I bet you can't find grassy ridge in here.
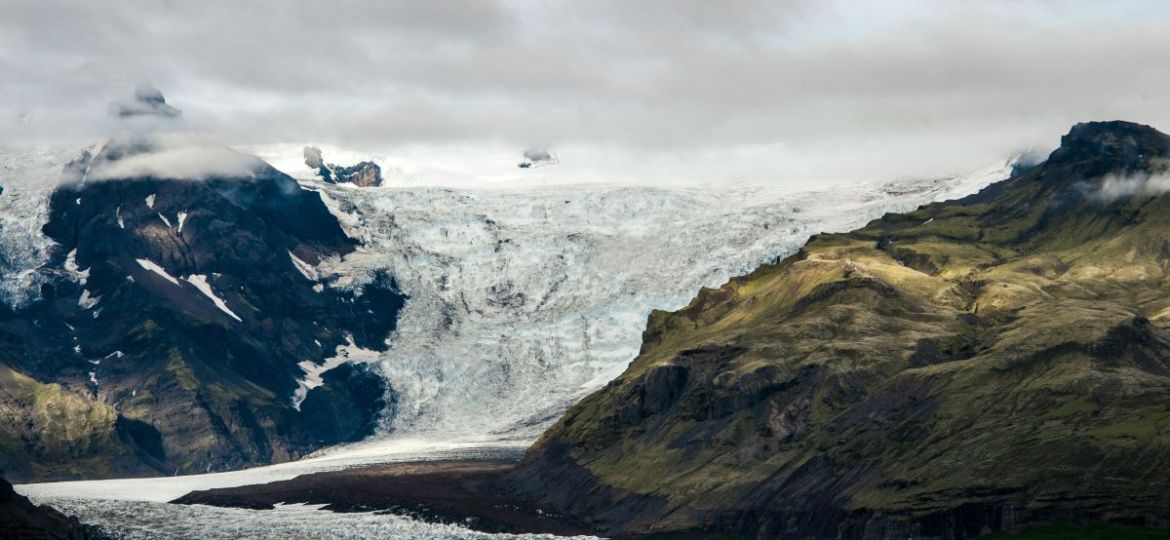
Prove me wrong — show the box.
[515,122,1170,538]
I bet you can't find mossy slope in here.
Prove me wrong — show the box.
[512,122,1170,539]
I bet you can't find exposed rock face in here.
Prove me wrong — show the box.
[298,363,394,446]
[511,122,1170,538]
[0,138,404,482]
[330,161,382,187]
[0,476,94,539]
[303,146,383,187]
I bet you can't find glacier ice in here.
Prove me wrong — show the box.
[0,146,68,307]
[306,159,1013,442]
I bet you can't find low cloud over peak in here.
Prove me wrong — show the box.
[111,84,182,119]
[67,131,265,183]
[3,1,1170,186]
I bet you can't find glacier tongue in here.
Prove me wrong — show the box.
[0,146,71,307]
[309,160,1013,442]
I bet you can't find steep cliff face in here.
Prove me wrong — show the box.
[0,138,404,482]
[512,122,1170,538]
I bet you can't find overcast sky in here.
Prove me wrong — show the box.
[3,0,1170,186]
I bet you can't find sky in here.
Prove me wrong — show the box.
[2,0,1170,187]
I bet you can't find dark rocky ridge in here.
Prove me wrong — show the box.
[0,476,98,539]
[303,145,383,187]
[0,137,405,482]
[508,122,1170,539]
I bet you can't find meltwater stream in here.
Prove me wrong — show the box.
[16,159,1012,539]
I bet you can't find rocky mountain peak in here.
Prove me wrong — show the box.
[0,118,405,481]
[1048,120,1170,170]
[302,146,383,187]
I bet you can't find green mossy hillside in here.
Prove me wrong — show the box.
[514,121,1170,539]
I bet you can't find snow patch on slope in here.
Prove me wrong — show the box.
[288,251,319,281]
[291,335,381,410]
[78,289,100,309]
[185,274,241,322]
[135,258,181,286]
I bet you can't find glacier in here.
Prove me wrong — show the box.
[0,145,69,307]
[304,160,1014,442]
[6,142,1014,539]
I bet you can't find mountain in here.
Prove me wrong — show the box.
[0,136,405,482]
[510,121,1170,538]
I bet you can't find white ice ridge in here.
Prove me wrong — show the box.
[306,157,1015,441]
[287,250,319,281]
[291,335,381,410]
[135,258,180,286]
[185,274,241,322]
[177,211,189,233]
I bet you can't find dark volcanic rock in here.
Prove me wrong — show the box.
[172,460,592,537]
[329,161,382,187]
[0,138,405,481]
[303,146,383,187]
[0,476,94,539]
[299,363,394,446]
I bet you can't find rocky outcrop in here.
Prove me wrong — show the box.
[303,146,383,187]
[330,161,382,187]
[298,363,393,446]
[0,137,405,482]
[0,476,96,539]
[511,122,1170,538]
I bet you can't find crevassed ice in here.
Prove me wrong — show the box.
[0,146,65,307]
[310,159,1013,442]
[31,499,601,540]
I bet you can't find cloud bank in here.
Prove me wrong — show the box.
[1083,171,1170,202]
[3,0,1170,186]
[75,130,267,182]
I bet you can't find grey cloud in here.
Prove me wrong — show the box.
[303,146,324,169]
[3,0,1170,186]
[82,133,267,182]
[1083,172,1170,203]
[522,149,553,163]
[111,84,182,119]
